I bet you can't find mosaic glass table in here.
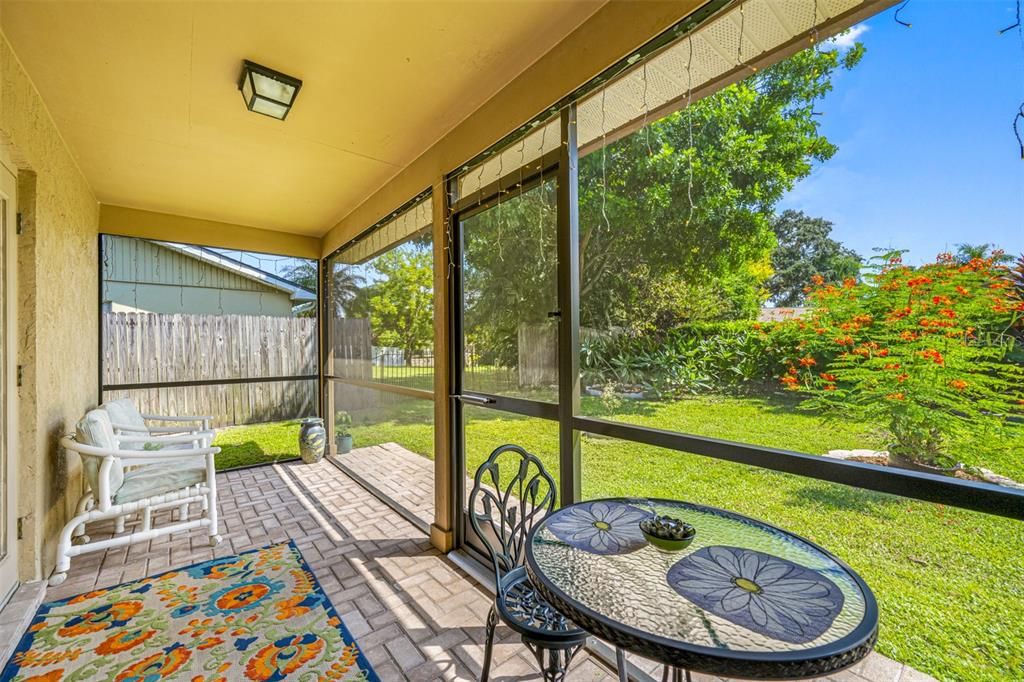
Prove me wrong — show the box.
[525,499,878,680]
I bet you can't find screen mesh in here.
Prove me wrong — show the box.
[577,0,869,149]
[334,195,432,265]
[454,117,560,201]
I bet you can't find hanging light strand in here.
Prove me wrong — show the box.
[1001,1,1024,159]
[445,183,457,281]
[101,236,111,304]
[685,34,695,227]
[1014,103,1024,160]
[496,145,505,262]
[538,121,548,267]
[999,0,1021,35]
[641,62,653,156]
[810,0,821,49]
[178,245,185,309]
[133,236,140,312]
[736,2,756,74]
[599,87,611,237]
[893,0,912,29]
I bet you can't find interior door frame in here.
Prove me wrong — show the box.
[0,159,18,605]
[449,105,580,555]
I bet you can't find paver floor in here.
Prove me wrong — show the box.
[330,442,435,527]
[41,459,933,681]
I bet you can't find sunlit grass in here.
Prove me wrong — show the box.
[212,420,303,470]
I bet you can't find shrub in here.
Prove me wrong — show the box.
[580,320,804,397]
[782,251,1024,467]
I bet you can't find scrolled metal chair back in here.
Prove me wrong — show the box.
[468,444,557,587]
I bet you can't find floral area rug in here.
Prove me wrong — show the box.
[2,541,378,682]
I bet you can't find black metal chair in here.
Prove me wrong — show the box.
[469,444,590,681]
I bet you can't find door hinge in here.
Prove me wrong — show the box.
[16,517,24,540]
[16,365,23,387]
[15,212,22,235]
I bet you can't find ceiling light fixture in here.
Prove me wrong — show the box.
[238,60,302,121]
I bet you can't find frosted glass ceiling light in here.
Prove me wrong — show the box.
[238,60,302,121]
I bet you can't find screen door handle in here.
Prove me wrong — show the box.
[458,394,497,406]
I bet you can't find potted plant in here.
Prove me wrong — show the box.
[335,411,353,454]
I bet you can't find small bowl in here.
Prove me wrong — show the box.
[639,515,696,553]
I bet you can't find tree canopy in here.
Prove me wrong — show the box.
[576,43,864,331]
[284,260,364,318]
[767,210,862,307]
[953,243,1013,265]
[368,247,434,364]
[461,40,865,350]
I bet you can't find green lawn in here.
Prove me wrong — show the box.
[212,420,304,470]
[215,392,1024,681]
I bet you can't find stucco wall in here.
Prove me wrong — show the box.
[0,30,99,580]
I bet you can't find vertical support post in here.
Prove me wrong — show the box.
[97,233,105,404]
[557,104,581,506]
[320,256,336,456]
[431,179,455,552]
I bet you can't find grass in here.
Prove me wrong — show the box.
[214,388,1024,681]
[212,420,304,470]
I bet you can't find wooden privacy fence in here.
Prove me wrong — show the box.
[517,323,604,387]
[330,317,373,380]
[518,322,559,387]
[102,312,317,428]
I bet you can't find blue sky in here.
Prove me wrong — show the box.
[779,0,1024,265]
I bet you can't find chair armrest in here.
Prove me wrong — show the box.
[116,446,220,463]
[142,414,213,423]
[63,435,217,457]
[112,423,205,435]
[109,422,150,433]
[143,425,205,434]
[116,431,216,446]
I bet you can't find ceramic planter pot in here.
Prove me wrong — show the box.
[299,418,327,464]
[336,434,353,454]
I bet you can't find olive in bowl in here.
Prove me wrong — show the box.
[639,515,696,552]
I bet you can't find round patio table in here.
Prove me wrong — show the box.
[525,498,878,680]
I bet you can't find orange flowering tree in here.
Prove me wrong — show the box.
[781,250,1024,467]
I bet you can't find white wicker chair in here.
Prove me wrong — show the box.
[51,408,222,586]
[100,398,216,531]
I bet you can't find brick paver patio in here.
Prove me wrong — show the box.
[41,459,934,681]
[330,442,435,527]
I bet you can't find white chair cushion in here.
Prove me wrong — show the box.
[102,398,148,433]
[75,409,125,495]
[113,462,206,504]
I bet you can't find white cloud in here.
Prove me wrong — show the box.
[825,24,868,50]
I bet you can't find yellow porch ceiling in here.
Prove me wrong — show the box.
[1,0,607,236]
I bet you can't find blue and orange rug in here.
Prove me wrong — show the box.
[2,541,378,682]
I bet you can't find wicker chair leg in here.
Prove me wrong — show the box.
[481,605,498,682]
